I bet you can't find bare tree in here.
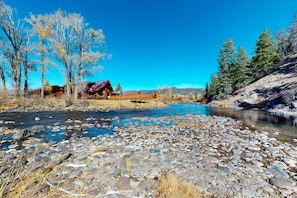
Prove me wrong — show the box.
[27,13,53,98]
[0,2,25,97]
[288,11,297,53]
[71,14,106,100]
[48,9,77,98]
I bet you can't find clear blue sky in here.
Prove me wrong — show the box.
[4,0,297,90]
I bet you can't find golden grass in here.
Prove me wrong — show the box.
[0,96,166,112]
[157,173,202,198]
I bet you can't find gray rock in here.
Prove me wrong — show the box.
[138,179,159,192]
[269,177,296,189]
[267,164,289,178]
[287,150,297,158]
[115,177,132,191]
[8,143,19,150]
[204,156,219,164]
[217,165,232,174]
[12,129,31,140]
[31,125,46,134]
[242,187,261,197]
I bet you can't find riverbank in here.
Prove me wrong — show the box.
[0,97,167,113]
[209,99,297,118]
[1,114,297,197]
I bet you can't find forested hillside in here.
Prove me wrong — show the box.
[209,52,297,117]
[205,13,297,104]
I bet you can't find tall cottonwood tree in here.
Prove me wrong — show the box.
[27,13,53,98]
[71,13,106,100]
[0,2,25,97]
[22,31,36,97]
[48,9,77,98]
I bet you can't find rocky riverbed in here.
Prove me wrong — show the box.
[1,114,297,197]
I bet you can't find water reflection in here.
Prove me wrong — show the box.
[210,107,297,142]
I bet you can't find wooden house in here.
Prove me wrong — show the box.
[84,80,114,99]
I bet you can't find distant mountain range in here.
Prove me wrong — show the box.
[126,87,204,96]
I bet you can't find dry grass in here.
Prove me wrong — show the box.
[0,96,166,112]
[83,99,166,110]
[0,151,72,198]
[157,173,202,198]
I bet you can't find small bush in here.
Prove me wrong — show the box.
[157,173,202,198]
[64,98,73,107]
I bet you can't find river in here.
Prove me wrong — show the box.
[0,103,296,149]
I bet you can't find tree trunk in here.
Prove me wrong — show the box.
[17,62,22,96]
[74,65,82,100]
[13,73,20,98]
[24,62,28,97]
[0,68,6,91]
[66,75,71,98]
[41,69,45,99]
[41,45,45,99]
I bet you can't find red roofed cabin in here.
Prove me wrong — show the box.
[84,80,115,99]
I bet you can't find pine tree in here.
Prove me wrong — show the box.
[217,39,236,98]
[231,46,251,92]
[204,82,209,99]
[115,82,123,94]
[251,29,280,78]
[207,74,218,101]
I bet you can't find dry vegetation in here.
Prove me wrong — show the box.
[157,173,202,198]
[0,96,166,112]
[0,149,72,198]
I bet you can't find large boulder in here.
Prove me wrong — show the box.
[12,129,31,141]
[12,125,46,141]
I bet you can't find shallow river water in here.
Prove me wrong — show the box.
[0,103,296,148]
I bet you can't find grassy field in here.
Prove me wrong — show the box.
[0,96,167,112]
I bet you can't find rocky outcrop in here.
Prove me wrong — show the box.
[211,53,297,117]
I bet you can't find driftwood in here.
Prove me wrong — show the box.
[42,152,72,174]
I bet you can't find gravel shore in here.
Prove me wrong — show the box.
[1,114,297,197]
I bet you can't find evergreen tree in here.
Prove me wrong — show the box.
[217,39,236,98]
[115,82,123,94]
[231,46,251,92]
[204,82,209,99]
[207,74,218,101]
[251,29,280,78]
